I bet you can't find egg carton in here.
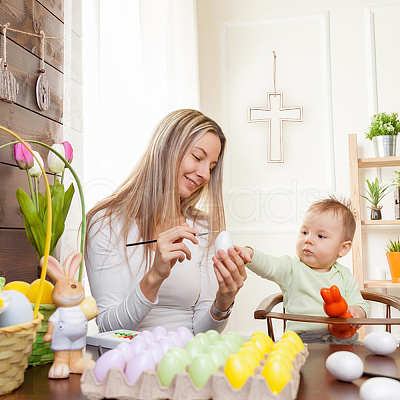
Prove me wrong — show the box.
[81,345,308,400]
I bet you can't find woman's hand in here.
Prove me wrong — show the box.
[140,223,199,302]
[212,245,247,318]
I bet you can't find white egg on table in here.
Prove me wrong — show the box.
[360,377,400,400]
[214,231,234,254]
[0,290,34,328]
[363,331,398,356]
[325,351,364,382]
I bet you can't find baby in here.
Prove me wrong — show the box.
[239,196,369,344]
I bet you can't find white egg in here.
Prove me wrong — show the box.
[363,331,398,356]
[360,377,400,400]
[0,290,34,328]
[214,231,234,254]
[325,351,364,382]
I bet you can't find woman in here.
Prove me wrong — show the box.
[85,109,246,333]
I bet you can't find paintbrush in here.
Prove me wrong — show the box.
[126,231,217,247]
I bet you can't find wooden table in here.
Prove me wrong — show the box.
[3,344,400,399]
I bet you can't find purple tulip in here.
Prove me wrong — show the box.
[62,141,73,163]
[14,142,34,170]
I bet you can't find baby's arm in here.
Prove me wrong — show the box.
[235,245,254,263]
[348,305,366,331]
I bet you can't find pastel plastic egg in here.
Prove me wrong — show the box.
[325,351,364,382]
[157,353,186,386]
[185,338,206,359]
[176,326,194,344]
[140,330,156,344]
[147,342,164,363]
[195,332,211,349]
[0,290,34,328]
[115,342,136,363]
[129,335,148,354]
[79,296,98,320]
[262,357,292,394]
[214,231,234,254]
[363,331,397,356]
[206,345,228,367]
[125,350,156,384]
[224,331,245,347]
[158,335,175,354]
[167,331,185,348]
[189,354,218,387]
[360,377,400,400]
[281,331,304,352]
[93,349,126,382]
[238,347,260,370]
[167,346,192,366]
[205,329,220,344]
[152,326,167,341]
[224,353,253,389]
[213,340,233,358]
[221,334,241,353]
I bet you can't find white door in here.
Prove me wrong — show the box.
[196,0,400,337]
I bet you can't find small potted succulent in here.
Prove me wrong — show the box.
[386,238,400,283]
[394,171,400,220]
[361,177,392,220]
[365,112,400,157]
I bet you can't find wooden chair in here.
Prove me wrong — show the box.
[254,290,400,341]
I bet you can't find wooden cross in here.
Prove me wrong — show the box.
[248,92,303,163]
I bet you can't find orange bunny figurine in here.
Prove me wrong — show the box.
[320,285,356,339]
[42,252,98,379]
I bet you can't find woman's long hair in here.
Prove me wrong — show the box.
[86,109,226,268]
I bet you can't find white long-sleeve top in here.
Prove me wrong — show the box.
[85,214,228,334]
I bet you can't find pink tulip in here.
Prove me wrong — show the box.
[62,141,73,163]
[14,142,34,170]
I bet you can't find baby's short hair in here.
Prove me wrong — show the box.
[307,196,356,241]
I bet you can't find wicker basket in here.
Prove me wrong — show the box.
[28,304,56,366]
[0,312,43,395]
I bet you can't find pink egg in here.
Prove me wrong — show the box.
[93,349,126,382]
[177,326,194,344]
[129,335,148,354]
[140,330,156,344]
[147,342,164,363]
[152,326,167,341]
[158,336,175,354]
[115,342,136,363]
[167,331,185,348]
[125,350,156,384]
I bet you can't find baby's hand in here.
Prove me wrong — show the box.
[235,246,253,264]
[348,305,366,330]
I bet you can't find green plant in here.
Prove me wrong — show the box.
[393,171,400,188]
[386,238,400,252]
[365,112,400,140]
[361,177,392,208]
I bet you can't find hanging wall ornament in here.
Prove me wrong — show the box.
[0,23,19,103]
[248,51,303,163]
[36,30,50,111]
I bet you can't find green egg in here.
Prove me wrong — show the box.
[206,344,228,367]
[185,338,206,359]
[220,334,241,353]
[224,331,245,347]
[205,329,220,344]
[213,340,233,358]
[167,346,192,366]
[189,354,218,387]
[195,332,211,349]
[157,353,186,386]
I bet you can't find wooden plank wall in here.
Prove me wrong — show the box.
[0,0,64,284]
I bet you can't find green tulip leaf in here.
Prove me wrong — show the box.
[63,183,75,219]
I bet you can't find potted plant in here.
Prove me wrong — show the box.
[360,177,392,220]
[386,238,400,283]
[393,171,400,220]
[365,112,400,157]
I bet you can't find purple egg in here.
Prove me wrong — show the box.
[140,330,156,344]
[115,342,136,363]
[147,342,164,363]
[152,326,167,341]
[129,335,148,354]
[125,350,156,384]
[176,326,194,344]
[167,331,185,348]
[158,335,175,354]
[93,349,126,382]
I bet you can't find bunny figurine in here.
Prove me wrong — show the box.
[41,252,98,379]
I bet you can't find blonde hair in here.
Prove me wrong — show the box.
[307,196,356,241]
[86,109,226,267]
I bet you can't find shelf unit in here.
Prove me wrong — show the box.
[348,134,400,290]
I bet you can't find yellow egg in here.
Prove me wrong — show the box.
[237,348,260,370]
[4,281,30,296]
[279,338,299,355]
[224,353,254,389]
[266,352,293,371]
[80,296,98,320]
[282,331,304,352]
[250,334,273,354]
[27,279,54,304]
[262,357,292,394]
[251,331,274,347]
[241,341,264,360]
[270,341,296,362]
